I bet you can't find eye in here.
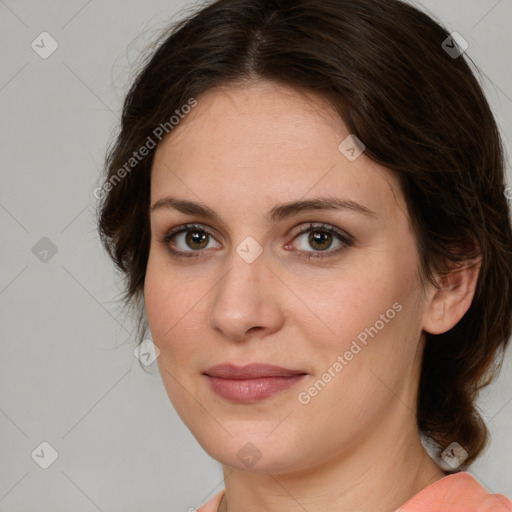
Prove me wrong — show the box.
[286,223,354,260]
[162,223,220,258]
[160,222,353,260]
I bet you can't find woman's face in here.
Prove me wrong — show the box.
[145,80,431,474]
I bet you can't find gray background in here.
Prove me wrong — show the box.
[0,0,511,510]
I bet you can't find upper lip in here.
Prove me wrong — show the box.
[204,363,308,379]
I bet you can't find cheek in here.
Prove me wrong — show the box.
[144,257,169,339]
[144,252,184,353]
[294,269,399,355]
[144,259,198,410]
[294,256,422,396]
[144,252,206,365]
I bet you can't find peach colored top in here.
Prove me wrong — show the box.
[197,472,512,512]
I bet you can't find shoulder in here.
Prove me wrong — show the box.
[197,490,225,512]
[397,472,512,512]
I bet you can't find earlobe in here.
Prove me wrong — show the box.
[422,257,481,335]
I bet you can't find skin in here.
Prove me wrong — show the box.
[144,79,481,512]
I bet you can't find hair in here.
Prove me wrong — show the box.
[97,0,512,470]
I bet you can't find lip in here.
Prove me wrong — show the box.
[204,363,308,403]
[205,363,307,379]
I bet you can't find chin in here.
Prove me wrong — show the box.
[191,427,310,474]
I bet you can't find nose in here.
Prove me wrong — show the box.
[208,246,284,342]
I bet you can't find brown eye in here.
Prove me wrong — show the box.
[163,223,221,258]
[290,223,354,261]
[307,230,334,251]
[184,230,210,250]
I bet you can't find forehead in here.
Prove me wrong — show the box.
[150,81,406,221]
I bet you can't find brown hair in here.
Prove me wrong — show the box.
[97,0,512,469]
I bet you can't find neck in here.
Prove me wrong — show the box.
[218,414,446,512]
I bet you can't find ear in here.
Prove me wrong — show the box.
[422,256,482,335]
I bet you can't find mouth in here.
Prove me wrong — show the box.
[203,363,308,403]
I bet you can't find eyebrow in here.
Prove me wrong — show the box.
[150,196,378,225]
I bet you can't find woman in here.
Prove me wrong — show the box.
[96,0,512,510]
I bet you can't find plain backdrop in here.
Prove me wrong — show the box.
[1,0,511,510]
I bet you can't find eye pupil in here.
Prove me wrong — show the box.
[186,230,208,249]
[309,230,332,250]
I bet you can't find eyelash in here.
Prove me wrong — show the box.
[160,222,354,261]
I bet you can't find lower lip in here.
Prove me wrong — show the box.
[206,375,307,403]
